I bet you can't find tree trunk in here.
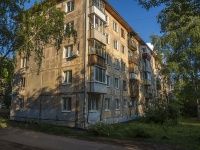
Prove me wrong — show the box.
[197,99,200,121]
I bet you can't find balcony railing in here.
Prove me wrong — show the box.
[90,6,106,21]
[90,29,106,45]
[88,55,106,68]
[87,82,107,94]
[129,73,138,80]
[143,66,151,72]
[128,38,137,51]
[130,90,139,98]
[129,64,139,74]
[128,56,138,65]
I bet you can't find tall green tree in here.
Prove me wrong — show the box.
[138,0,200,118]
[0,0,76,108]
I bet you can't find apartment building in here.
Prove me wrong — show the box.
[10,0,171,128]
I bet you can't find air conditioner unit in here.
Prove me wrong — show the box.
[72,50,79,57]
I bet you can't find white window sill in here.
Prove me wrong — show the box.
[61,110,71,113]
[106,86,110,88]
[115,109,120,111]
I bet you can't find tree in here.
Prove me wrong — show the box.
[138,0,200,118]
[0,0,76,108]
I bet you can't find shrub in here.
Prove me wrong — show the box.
[126,123,152,139]
[88,122,114,137]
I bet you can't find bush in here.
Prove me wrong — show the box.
[135,102,181,125]
[126,123,152,139]
[88,122,114,137]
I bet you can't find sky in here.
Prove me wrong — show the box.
[25,0,163,43]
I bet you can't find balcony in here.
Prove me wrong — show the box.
[90,6,106,22]
[128,38,137,51]
[142,53,151,61]
[129,64,139,74]
[128,56,138,65]
[143,66,151,72]
[144,93,153,99]
[129,73,138,80]
[156,78,161,90]
[130,90,139,98]
[87,82,107,94]
[143,79,151,86]
[90,29,106,45]
[88,55,106,68]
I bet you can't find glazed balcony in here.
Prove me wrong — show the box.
[142,53,151,61]
[87,82,107,94]
[129,73,138,80]
[88,55,106,68]
[128,56,138,65]
[90,5,106,21]
[90,29,106,45]
[129,64,139,74]
[143,66,151,72]
[130,90,139,98]
[128,38,137,51]
[143,79,151,86]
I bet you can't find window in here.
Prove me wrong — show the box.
[62,97,72,111]
[123,80,127,91]
[122,45,125,54]
[113,21,118,32]
[105,33,110,44]
[144,72,151,81]
[121,28,125,38]
[89,39,106,58]
[105,53,109,65]
[114,39,118,50]
[115,99,120,110]
[106,75,110,87]
[94,66,106,83]
[105,98,110,110]
[122,61,126,72]
[105,14,109,25]
[66,1,74,13]
[20,77,25,89]
[64,45,73,58]
[19,98,24,109]
[89,98,98,111]
[91,0,105,12]
[21,58,27,68]
[94,15,104,34]
[123,99,127,107]
[65,21,74,32]
[114,58,119,69]
[130,99,135,109]
[63,70,72,84]
[114,78,119,89]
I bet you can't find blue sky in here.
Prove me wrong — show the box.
[25,0,163,43]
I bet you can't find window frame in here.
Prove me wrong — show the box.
[115,99,120,110]
[66,1,74,13]
[105,98,110,110]
[106,75,110,87]
[121,28,125,38]
[20,77,25,90]
[64,45,73,58]
[114,39,118,50]
[62,97,72,112]
[89,98,99,111]
[122,45,125,54]
[114,58,119,69]
[113,21,118,32]
[114,77,119,89]
[21,57,27,68]
[63,70,72,84]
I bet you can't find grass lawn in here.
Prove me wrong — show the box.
[0,117,200,150]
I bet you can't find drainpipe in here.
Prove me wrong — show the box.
[83,0,88,129]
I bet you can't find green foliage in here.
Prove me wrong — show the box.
[88,123,114,137]
[135,102,181,125]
